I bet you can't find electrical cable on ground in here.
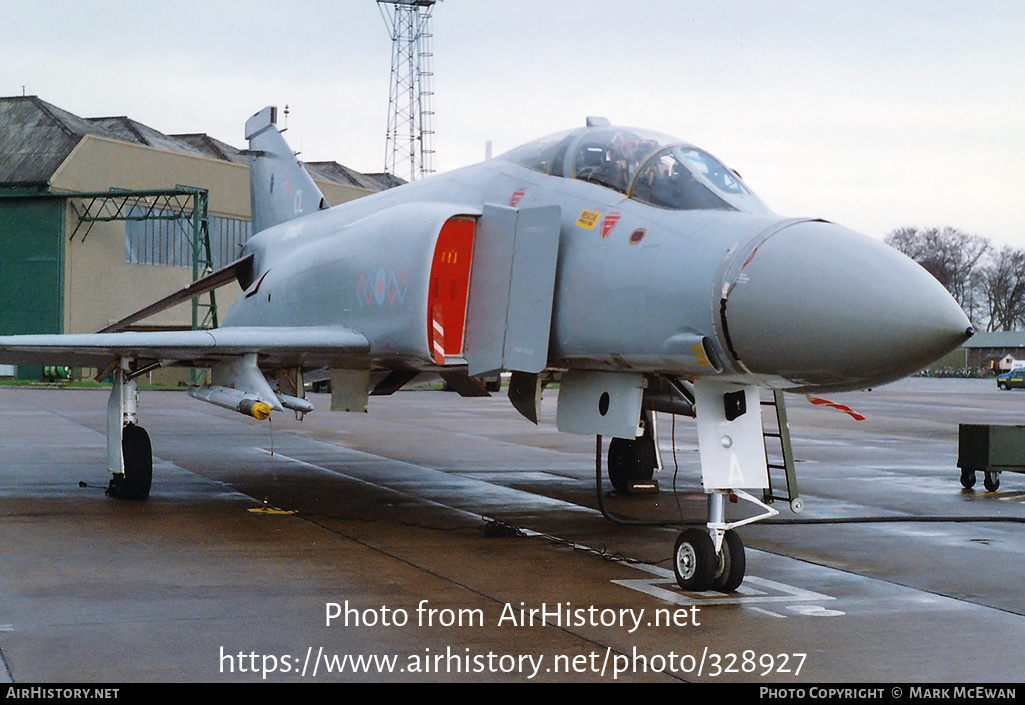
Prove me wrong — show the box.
[593,420,1025,530]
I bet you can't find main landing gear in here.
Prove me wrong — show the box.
[107,423,152,500]
[607,437,656,491]
[105,359,154,500]
[606,411,660,492]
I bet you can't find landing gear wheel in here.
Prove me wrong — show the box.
[712,530,746,592]
[960,469,977,489]
[673,528,717,592]
[607,438,655,492]
[984,472,1000,492]
[107,424,152,500]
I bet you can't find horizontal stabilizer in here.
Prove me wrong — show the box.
[98,255,254,334]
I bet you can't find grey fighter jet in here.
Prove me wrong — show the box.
[0,108,973,592]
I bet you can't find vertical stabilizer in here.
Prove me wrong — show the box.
[245,106,329,234]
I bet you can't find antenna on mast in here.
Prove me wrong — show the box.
[378,0,440,182]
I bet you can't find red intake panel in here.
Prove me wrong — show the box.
[428,218,476,360]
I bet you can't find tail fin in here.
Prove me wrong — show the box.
[244,106,329,234]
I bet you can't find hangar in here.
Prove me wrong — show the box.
[0,96,391,380]
[960,331,1025,372]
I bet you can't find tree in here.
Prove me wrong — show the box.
[886,226,1025,332]
[981,246,1025,331]
[885,226,989,324]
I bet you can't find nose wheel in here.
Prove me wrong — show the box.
[673,489,775,592]
[712,529,746,592]
[673,527,746,593]
[673,528,717,591]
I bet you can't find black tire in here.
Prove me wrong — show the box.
[960,469,977,489]
[673,528,717,592]
[108,424,152,500]
[607,438,656,492]
[607,438,633,491]
[984,472,1000,492]
[712,530,746,592]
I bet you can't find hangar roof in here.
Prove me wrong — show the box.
[962,331,1025,349]
[0,96,109,185]
[306,161,392,191]
[172,133,250,165]
[0,95,384,190]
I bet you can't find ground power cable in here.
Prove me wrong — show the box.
[593,433,1025,529]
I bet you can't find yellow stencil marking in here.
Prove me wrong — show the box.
[576,209,601,229]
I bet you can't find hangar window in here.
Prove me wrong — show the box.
[208,216,252,267]
[125,208,251,268]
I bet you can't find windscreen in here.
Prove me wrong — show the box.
[500,125,767,213]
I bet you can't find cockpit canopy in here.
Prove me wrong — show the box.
[499,123,768,214]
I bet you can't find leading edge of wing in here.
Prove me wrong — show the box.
[0,326,371,369]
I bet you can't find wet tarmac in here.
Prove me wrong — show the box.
[1,377,1024,682]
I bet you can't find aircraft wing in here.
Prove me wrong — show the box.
[0,326,371,370]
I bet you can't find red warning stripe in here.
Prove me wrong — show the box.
[431,304,445,365]
[807,396,866,421]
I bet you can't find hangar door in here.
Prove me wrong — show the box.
[0,198,64,378]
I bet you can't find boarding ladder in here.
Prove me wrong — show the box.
[761,391,802,512]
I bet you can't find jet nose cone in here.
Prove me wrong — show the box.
[722,220,974,391]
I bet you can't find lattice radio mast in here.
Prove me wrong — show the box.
[378,0,440,182]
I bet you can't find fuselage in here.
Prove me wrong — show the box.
[225,123,973,394]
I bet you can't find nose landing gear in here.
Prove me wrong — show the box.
[671,490,772,593]
[672,527,746,593]
[673,528,717,591]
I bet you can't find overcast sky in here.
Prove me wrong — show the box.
[3,1,1024,247]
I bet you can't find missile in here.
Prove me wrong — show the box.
[188,385,273,420]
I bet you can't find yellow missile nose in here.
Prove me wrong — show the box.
[237,398,272,420]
